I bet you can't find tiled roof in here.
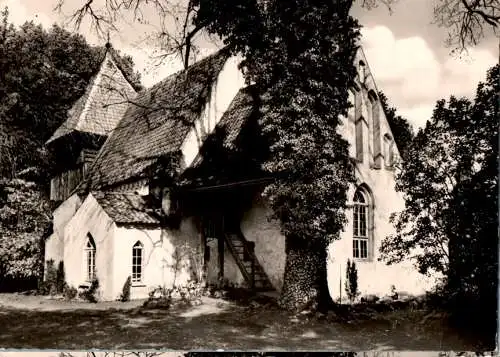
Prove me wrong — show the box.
[46,50,138,145]
[92,191,160,225]
[217,86,256,149]
[46,77,96,144]
[84,48,230,190]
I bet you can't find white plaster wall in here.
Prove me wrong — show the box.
[326,48,436,300]
[205,239,245,286]
[325,168,438,300]
[181,54,246,168]
[112,217,203,300]
[45,194,83,269]
[62,193,116,300]
[240,195,286,292]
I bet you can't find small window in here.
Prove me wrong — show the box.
[353,188,371,260]
[85,234,96,282]
[358,60,366,83]
[369,91,381,167]
[132,241,144,283]
[348,89,356,120]
[384,134,394,167]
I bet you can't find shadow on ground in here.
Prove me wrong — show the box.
[0,296,492,350]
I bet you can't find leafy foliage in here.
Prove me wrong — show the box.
[378,91,414,160]
[79,277,100,303]
[345,259,359,302]
[195,0,360,310]
[0,179,51,282]
[63,285,78,300]
[380,64,498,338]
[119,276,132,302]
[0,8,141,181]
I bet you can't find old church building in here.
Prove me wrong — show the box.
[44,45,436,301]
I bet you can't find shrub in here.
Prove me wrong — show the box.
[63,285,77,300]
[39,260,57,295]
[55,261,66,294]
[119,276,132,302]
[79,278,99,303]
[345,259,360,303]
[143,286,172,309]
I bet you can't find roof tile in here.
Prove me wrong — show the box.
[85,48,230,190]
[92,191,160,225]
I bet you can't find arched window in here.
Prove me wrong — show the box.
[353,187,371,259]
[384,134,395,167]
[368,91,381,168]
[348,89,356,120]
[358,60,366,83]
[85,234,96,282]
[132,241,144,283]
[352,87,363,162]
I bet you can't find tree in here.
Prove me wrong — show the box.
[49,0,497,312]
[0,10,142,290]
[345,259,360,302]
[0,178,51,288]
[56,0,498,66]
[0,8,141,181]
[56,0,360,311]
[432,0,499,52]
[200,0,360,311]
[380,64,498,341]
[378,91,414,161]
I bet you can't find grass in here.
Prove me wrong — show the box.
[0,292,493,350]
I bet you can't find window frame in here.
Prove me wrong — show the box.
[368,91,382,168]
[85,233,96,282]
[132,241,144,284]
[352,187,373,261]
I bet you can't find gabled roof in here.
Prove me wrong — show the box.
[46,47,138,145]
[216,86,256,150]
[83,48,231,191]
[92,191,160,225]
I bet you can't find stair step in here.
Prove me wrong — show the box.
[225,232,275,291]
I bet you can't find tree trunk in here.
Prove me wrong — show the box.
[278,237,332,311]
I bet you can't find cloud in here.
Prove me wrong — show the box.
[442,48,497,98]
[360,25,497,129]
[0,0,52,28]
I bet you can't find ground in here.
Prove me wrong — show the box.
[0,293,491,350]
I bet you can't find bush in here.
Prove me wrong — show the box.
[119,276,132,302]
[79,278,99,303]
[143,286,172,309]
[345,259,360,303]
[55,261,66,294]
[39,260,58,295]
[63,285,77,300]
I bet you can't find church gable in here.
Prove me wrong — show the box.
[341,48,401,170]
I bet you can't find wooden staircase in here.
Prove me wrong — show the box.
[224,231,275,292]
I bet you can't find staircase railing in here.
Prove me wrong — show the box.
[224,231,255,289]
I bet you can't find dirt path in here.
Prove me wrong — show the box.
[0,293,491,350]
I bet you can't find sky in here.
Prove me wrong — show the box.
[0,0,498,129]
